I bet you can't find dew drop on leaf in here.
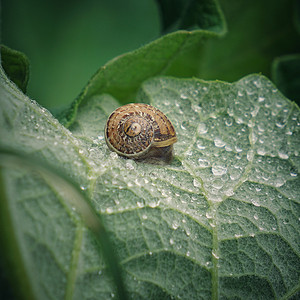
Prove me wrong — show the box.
[193,178,201,188]
[212,250,219,259]
[197,123,208,134]
[214,137,226,148]
[126,161,135,170]
[212,164,227,176]
[172,221,179,230]
[198,158,210,167]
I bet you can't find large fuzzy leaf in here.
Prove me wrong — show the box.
[1,64,299,299]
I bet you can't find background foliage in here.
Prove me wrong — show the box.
[2,0,300,109]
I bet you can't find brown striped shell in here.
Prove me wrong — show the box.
[105,103,177,162]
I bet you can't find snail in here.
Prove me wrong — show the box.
[104,103,177,163]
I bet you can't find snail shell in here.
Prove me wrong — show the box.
[105,103,177,162]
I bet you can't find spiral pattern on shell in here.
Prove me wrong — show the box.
[105,103,177,159]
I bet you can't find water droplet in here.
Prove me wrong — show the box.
[196,141,206,150]
[181,121,188,130]
[226,119,233,128]
[278,151,289,159]
[205,261,212,267]
[198,123,208,134]
[247,150,254,161]
[198,158,210,167]
[193,178,201,188]
[235,145,243,153]
[251,105,260,117]
[172,221,179,230]
[206,211,213,219]
[212,250,219,260]
[106,207,113,213]
[212,178,223,189]
[110,152,118,159]
[274,177,285,187]
[252,200,260,207]
[134,178,143,186]
[214,137,226,148]
[126,161,135,170]
[149,201,159,208]
[276,121,286,128]
[212,164,227,176]
[257,148,266,156]
[224,188,234,197]
[137,201,144,208]
[127,182,133,188]
[192,103,202,112]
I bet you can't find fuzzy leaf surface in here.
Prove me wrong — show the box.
[0,69,300,299]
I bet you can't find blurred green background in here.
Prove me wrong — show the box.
[2,0,160,109]
[2,0,300,109]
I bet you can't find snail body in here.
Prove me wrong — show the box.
[105,103,177,162]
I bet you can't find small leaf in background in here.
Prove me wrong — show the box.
[1,62,299,299]
[272,54,300,105]
[1,44,29,93]
[156,0,226,33]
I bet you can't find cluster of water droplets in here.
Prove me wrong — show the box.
[74,76,299,255]
[73,76,299,276]
[2,98,95,191]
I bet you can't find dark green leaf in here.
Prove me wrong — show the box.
[294,0,300,34]
[156,0,226,33]
[272,54,300,105]
[1,45,29,93]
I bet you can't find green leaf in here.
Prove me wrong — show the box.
[1,65,300,299]
[0,150,128,300]
[272,54,300,106]
[294,0,300,34]
[155,0,226,33]
[1,45,29,93]
[59,27,226,128]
